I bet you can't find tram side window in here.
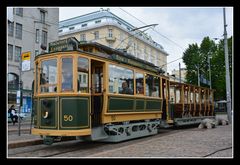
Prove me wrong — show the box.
[209,91,213,104]
[40,59,57,93]
[184,90,188,104]
[196,92,199,104]
[170,87,175,103]
[135,72,144,95]
[176,89,181,103]
[78,57,89,93]
[190,92,194,104]
[108,64,134,95]
[201,91,205,103]
[205,90,209,103]
[145,74,160,97]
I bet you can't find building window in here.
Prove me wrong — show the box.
[36,29,40,43]
[80,34,86,41]
[81,23,87,27]
[8,44,13,60]
[40,10,45,23]
[42,30,47,46]
[109,42,113,48]
[58,29,63,33]
[150,55,155,64]
[108,29,113,38]
[69,27,75,30]
[94,31,99,40]
[133,43,136,56]
[15,8,23,17]
[8,73,19,90]
[95,20,101,24]
[15,46,21,62]
[119,31,124,41]
[15,23,22,39]
[8,21,14,36]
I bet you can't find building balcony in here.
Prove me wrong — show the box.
[105,36,116,42]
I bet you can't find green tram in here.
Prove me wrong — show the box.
[31,37,214,144]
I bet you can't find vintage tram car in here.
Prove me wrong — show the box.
[31,37,214,144]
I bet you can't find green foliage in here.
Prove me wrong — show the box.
[182,36,232,100]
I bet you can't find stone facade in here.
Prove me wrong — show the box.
[7,7,59,109]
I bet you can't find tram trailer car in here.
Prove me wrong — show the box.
[31,37,215,144]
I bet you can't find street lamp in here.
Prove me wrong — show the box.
[223,8,232,123]
[195,63,200,86]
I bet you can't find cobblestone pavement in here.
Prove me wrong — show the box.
[8,124,233,158]
[87,124,233,158]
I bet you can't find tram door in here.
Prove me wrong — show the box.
[91,60,104,127]
[162,78,170,121]
[162,78,167,120]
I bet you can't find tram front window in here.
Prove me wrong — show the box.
[78,57,89,93]
[40,59,57,93]
[61,58,73,92]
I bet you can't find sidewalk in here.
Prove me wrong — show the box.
[7,121,43,149]
[7,120,76,149]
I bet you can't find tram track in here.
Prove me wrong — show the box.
[9,127,183,157]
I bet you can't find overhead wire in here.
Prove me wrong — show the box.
[118,8,185,68]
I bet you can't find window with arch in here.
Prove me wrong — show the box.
[8,73,19,89]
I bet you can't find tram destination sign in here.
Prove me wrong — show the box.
[111,54,157,73]
[49,37,79,53]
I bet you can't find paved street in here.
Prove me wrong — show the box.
[8,124,233,158]
[86,124,233,158]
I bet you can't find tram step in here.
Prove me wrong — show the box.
[159,120,171,128]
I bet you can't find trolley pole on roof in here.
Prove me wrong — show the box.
[223,8,232,123]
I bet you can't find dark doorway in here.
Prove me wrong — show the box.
[91,60,104,127]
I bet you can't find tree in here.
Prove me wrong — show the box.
[182,43,200,85]
[182,36,232,100]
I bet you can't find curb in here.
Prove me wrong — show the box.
[8,139,43,149]
[8,137,76,149]
[8,129,32,135]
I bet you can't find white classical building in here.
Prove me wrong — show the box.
[59,9,168,71]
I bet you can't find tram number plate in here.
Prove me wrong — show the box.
[64,115,73,121]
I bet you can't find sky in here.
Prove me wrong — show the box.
[59,7,233,74]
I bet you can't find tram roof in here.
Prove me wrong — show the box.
[36,38,165,74]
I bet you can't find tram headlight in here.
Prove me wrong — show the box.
[43,111,49,119]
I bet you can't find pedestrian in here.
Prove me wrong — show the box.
[120,81,133,94]
[8,105,18,125]
[151,87,158,97]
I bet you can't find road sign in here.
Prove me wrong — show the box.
[21,52,31,71]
